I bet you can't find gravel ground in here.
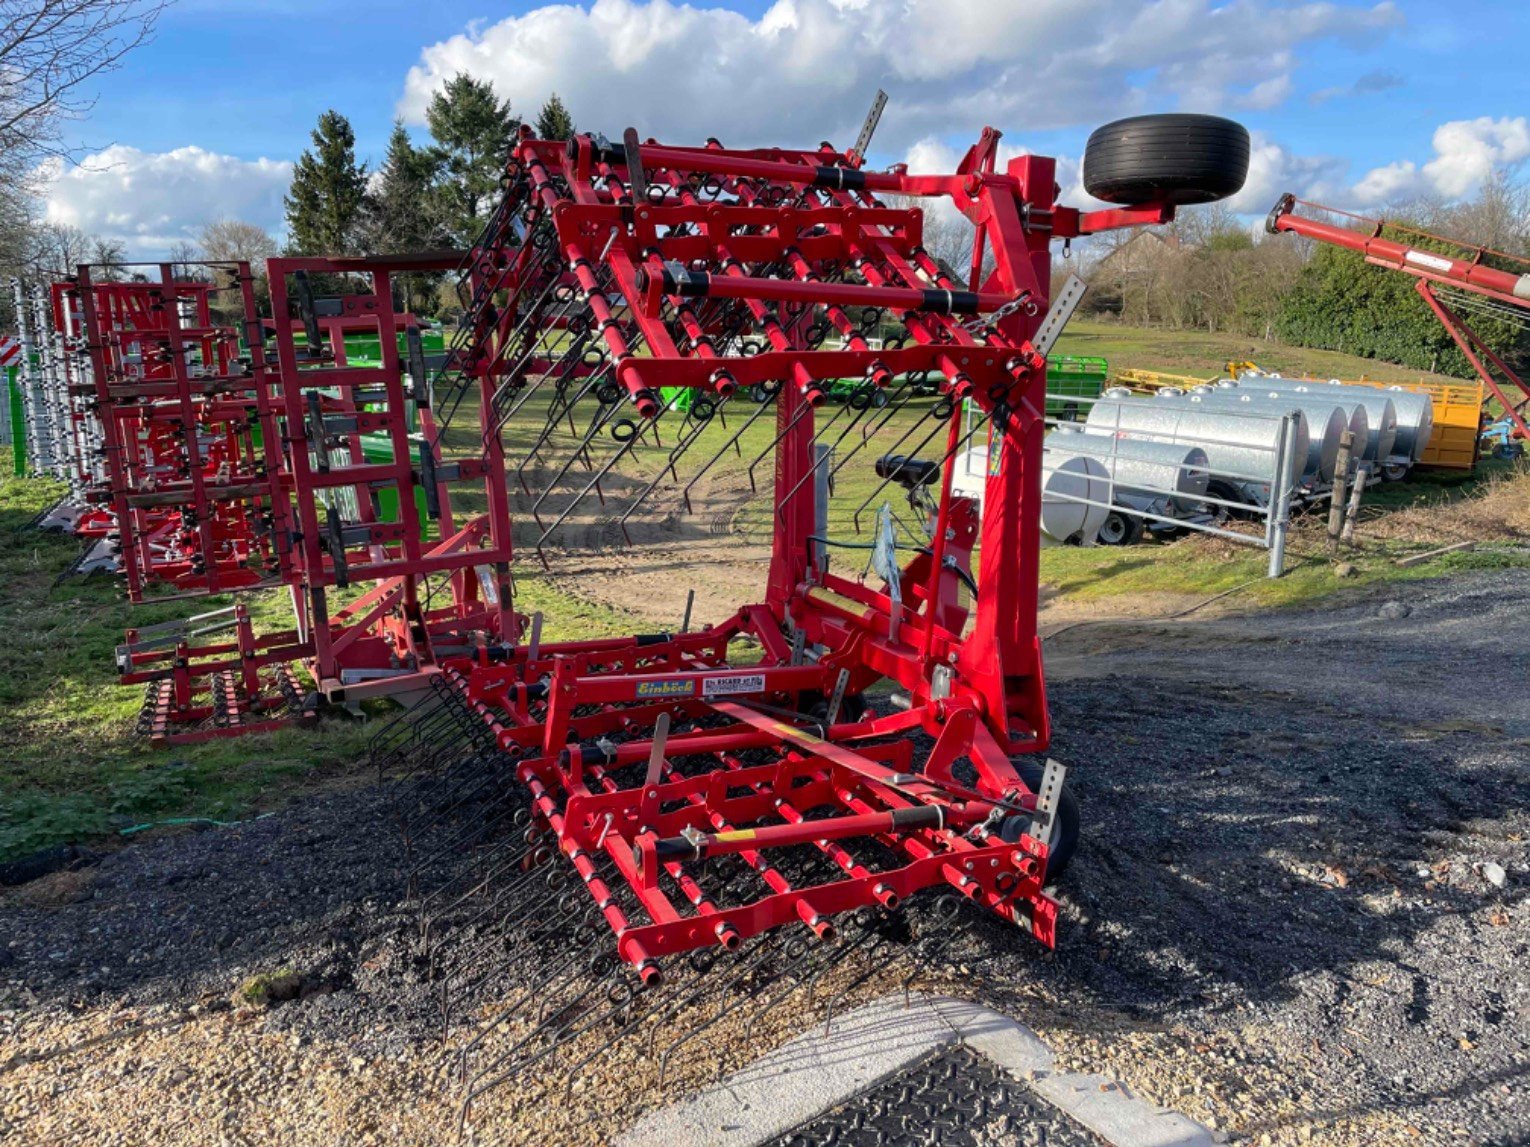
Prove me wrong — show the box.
[2,568,1526,1145]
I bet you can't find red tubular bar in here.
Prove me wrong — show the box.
[1271,203,1530,305]
[1269,194,1530,438]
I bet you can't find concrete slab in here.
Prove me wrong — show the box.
[619,992,1219,1147]
[617,992,958,1147]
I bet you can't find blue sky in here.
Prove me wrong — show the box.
[41,0,1530,256]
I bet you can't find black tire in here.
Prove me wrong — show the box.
[871,388,890,409]
[1083,114,1250,207]
[1097,510,1143,546]
[1205,478,1254,523]
[1003,761,1081,882]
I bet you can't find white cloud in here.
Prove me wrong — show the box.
[1226,133,1348,213]
[398,0,1402,152]
[1350,116,1530,205]
[37,146,292,255]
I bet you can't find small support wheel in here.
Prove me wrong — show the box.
[1380,462,1410,483]
[1205,478,1254,523]
[1002,761,1081,881]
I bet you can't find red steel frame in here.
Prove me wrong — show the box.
[1269,194,1530,439]
[64,262,304,742]
[262,253,520,697]
[89,254,518,742]
[387,125,1178,979]
[71,266,287,601]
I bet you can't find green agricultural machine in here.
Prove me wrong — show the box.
[1045,355,1108,420]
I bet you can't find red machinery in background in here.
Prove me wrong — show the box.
[1268,194,1530,440]
[107,252,529,742]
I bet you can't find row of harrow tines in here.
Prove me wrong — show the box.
[372,108,1215,1126]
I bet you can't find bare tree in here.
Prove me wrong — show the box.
[30,220,93,275]
[90,233,125,279]
[0,2,167,301]
[1442,170,1529,257]
[198,218,277,273]
[165,237,205,279]
[0,2,169,166]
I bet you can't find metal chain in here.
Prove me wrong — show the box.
[961,293,1035,334]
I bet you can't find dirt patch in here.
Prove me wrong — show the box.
[7,869,95,909]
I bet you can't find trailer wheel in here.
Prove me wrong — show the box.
[1083,114,1250,206]
[1380,462,1410,482]
[1097,510,1143,546]
[1205,478,1256,523]
[1004,761,1081,881]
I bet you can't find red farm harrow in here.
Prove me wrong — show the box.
[361,108,1250,1120]
[17,101,1248,1116]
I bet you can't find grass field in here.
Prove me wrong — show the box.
[2,323,1522,867]
[1054,319,1450,384]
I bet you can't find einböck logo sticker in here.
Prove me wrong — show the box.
[635,678,697,699]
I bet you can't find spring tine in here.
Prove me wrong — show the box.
[528,396,628,529]
[414,809,538,936]
[416,820,544,935]
[677,389,777,512]
[513,363,613,490]
[436,236,555,432]
[774,379,907,513]
[799,911,884,1012]
[533,408,668,555]
[436,228,555,422]
[537,350,611,448]
[455,907,611,1059]
[657,929,790,1088]
[484,293,591,434]
[737,932,824,1047]
[821,926,911,1035]
[439,889,589,1036]
[434,866,580,993]
[614,399,731,538]
[744,396,815,494]
[482,317,583,441]
[396,755,511,855]
[900,896,967,1003]
[458,958,630,1133]
[423,845,567,972]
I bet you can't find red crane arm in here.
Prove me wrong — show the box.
[1266,193,1530,309]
